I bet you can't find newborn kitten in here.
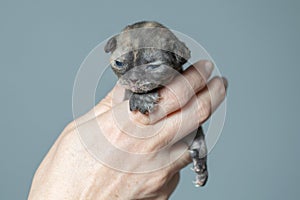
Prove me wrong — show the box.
[104,21,208,187]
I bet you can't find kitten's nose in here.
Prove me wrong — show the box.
[130,78,138,83]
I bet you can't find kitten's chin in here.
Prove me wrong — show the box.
[129,86,152,94]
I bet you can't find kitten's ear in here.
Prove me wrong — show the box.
[104,36,117,53]
[173,41,191,66]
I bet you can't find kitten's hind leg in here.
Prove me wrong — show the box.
[189,126,208,187]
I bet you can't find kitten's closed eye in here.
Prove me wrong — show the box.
[146,65,160,70]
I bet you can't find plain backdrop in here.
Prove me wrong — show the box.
[1,0,299,199]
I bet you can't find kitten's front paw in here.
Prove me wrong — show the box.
[129,91,159,114]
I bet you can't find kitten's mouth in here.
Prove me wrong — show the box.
[127,85,155,93]
[118,80,158,93]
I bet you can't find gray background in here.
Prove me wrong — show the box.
[1,0,299,199]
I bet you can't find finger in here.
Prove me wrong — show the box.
[73,84,125,128]
[154,76,227,147]
[93,83,125,115]
[131,60,214,125]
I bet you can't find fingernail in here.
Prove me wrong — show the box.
[221,77,228,90]
[205,61,214,73]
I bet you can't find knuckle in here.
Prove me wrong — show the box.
[63,121,76,133]
[165,117,181,138]
[186,68,206,91]
[160,88,180,111]
[197,98,211,122]
[129,112,151,125]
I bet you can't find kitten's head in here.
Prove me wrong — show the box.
[105,21,190,93]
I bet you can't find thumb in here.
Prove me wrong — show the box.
[73,84,126,128]
[94,83,125,116]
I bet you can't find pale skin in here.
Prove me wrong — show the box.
[28,60,227,200]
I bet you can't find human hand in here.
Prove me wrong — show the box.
[28,60,227,200]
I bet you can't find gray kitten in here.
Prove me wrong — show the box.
[105,21,208,187]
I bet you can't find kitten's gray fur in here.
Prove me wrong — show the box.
[105,21,208,187]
